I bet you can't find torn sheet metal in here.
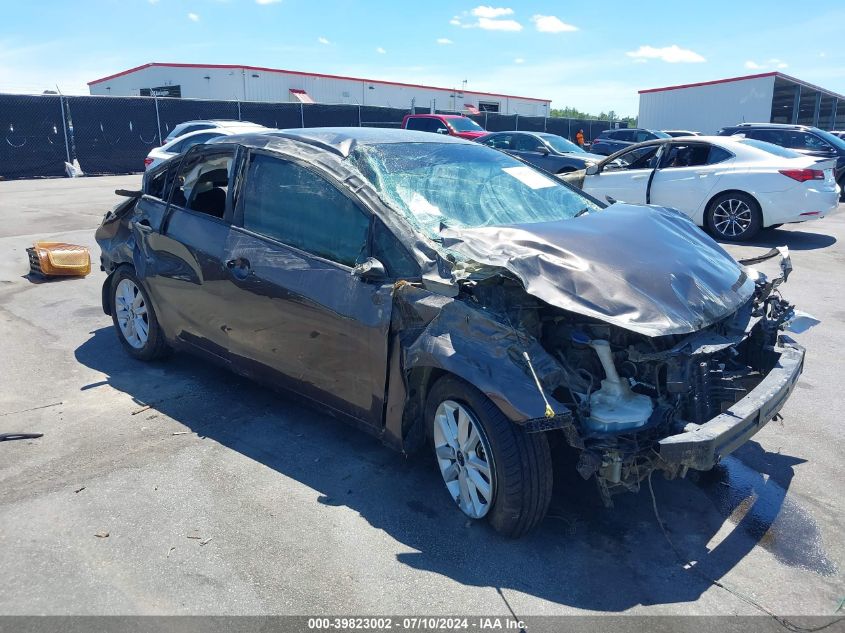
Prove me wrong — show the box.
[392,283,570,424]
[441,204,755,337]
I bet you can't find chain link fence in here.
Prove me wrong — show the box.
[0,94,626,180]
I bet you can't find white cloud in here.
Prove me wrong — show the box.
[376,47,386,54]
[187,12,200,21]
[626,45,705,64]
[318,36,330,45]
[255,0,282,4]
[745,58,788,70]
[436,38,453,45]
[477,17,522,31]
[471,6,513,18]
[514,57,525,64]
[451,8,521,31]
[531,15,577,33]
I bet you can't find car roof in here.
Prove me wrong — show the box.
[406,114,468,119]
[219,126,472,157]
[729,122,816,130]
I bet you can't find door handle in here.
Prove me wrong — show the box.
[134,218,153,232]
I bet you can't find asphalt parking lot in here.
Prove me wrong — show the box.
[0,175,842,619]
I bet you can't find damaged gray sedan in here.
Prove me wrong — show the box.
[96,128,808,537]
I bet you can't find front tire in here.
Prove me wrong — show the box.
[110,267,170,361]
[426,376,553,538]
[705,191,762,242]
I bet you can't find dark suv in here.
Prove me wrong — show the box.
[590,128,670,156]
[718,123,845,195]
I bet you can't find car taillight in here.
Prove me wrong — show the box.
[144,157,153,167]
[779,169,824,182]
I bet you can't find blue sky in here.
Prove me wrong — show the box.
[2,1,844,116]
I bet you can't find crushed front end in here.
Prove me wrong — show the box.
[458,247,807,505]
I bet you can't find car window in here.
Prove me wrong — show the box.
[171,149,234,219]
[405,118,425,131]
[634,130,655,143]
[170,132,221,154]
[372,219,419,278]
[609,145,660,170]
[795,133,833,151]
[707,146,733,164]
[482,134,513,150]
[146,163,179,200]
[512,134,544,152]
[241,154,370,267]
[658,143,710,168]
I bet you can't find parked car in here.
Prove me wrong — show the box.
[145,126,265,170]
[718,123,845,197]
[97,128,809,537]
[162,119,263,144]
[477,131,605,174]
[590,128,670,155]
[401,114,486,140]
[662,130,702,137]
[566,135,839,241]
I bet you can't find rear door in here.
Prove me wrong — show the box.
[648,142,731,217]
[140,145,239,361]
[582,143,662,204]
[223,151,401,427]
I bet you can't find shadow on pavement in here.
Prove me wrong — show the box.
[717,227,837,251]
[75,326,836,611]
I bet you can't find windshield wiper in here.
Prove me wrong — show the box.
[574,207,591,218]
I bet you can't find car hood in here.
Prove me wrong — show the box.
[455,131,487,140]
[561,151,604,162]
[440,204,755,337]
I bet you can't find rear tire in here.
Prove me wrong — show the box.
[426,375,553,538]
[705,191,762,242]
[110,267,170,361]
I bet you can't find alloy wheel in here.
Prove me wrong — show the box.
[115,278,149,349]
[433,400,496,519]
[712,198,753,238]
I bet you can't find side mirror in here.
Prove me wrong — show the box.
[436,128,449,135]
[352,257,386,282]
[585,164,599,176]
[537,146,549,155]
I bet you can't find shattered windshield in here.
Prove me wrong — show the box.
[349,142,601,238]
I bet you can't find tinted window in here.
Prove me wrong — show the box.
[372,219,419,278]
[634,130,657,143]
[172,149,234,218]
[610,145,660,170]
[170,132,221,154]
[405,118,429,132]
[242,154,370,267]
[659,143,710,168]
[707,146,733,164]
[615,130,635,142]
[482,134,513,150]
[512,134,545,152]
[146,164,178,200]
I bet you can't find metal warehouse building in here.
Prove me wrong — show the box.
[88,62,551,117]
[638,72,845,134]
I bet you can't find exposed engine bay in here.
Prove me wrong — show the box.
[449,247,803,505]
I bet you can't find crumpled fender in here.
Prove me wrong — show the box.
[387,283,569,441]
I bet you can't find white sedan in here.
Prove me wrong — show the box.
[578,135,839,241]
[144,126,265,170]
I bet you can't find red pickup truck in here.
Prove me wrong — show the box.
[401,114,487,140]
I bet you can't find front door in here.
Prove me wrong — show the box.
[223,151,395,427]
[649,142,730,219]
[582,144,662,205]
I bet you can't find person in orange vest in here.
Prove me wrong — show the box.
[575,129,585,147]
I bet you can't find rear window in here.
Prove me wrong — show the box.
[738,138,803,158]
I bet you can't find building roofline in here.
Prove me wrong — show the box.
[639,71,845,101]
[88,62,552,104]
